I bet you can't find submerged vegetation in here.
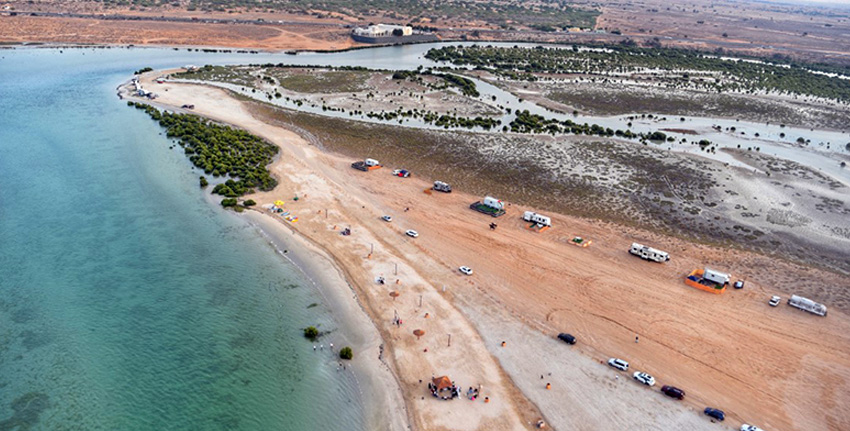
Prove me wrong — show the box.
[339,346,353,360]
[303,326,319,340]
[128,102,278,198]
[425,45,850,103]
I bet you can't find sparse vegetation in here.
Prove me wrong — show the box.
[100,0,599,29]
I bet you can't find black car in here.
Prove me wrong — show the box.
[661,385,685,400]
[704,407,725,421]
[557,333,576,345]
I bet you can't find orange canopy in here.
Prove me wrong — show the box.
[432,376,452,391]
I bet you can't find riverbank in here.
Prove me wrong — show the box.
[123,72,850,431]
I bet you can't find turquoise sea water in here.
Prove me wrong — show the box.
[0,48,369,430]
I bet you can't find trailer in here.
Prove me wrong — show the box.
[629,243,670,263]
[522,211,552,227]
[684,268,729,294]
[703,268,730,286]
[470,196,506,217]
[788,295,827,317]
[351,158,382,171]
[433,181,452,193]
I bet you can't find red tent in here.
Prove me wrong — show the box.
[432,376,452,391]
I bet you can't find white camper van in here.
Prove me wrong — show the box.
[703,268,730,286]
[628,243,670,263]
[788,295,827,316]
[433,181,452,193]
[483,196,504,210]
[523,211,552,227]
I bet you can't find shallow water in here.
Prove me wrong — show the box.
[0,48,369,430]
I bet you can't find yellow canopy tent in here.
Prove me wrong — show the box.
[274,200,285,207]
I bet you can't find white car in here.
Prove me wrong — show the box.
[741,425,765,431]
[382,215,392,222]
[768,295,781,307]
[405,230,419,238]
[633,371,656,386]
[608,358,629,371]
[459,266,473,275]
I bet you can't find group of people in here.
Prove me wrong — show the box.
[428,382,460,400]
[465,386,481,401]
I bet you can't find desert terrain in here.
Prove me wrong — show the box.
[124,70,850,431]
[4,0,850,67]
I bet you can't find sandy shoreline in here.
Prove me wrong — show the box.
[123,71,850,431]
[240,210,410,431]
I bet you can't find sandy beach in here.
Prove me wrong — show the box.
[123,72,850,431]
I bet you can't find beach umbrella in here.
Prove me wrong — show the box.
[389,291,400,301]
[413,329,425,340]
[274,200,285,207]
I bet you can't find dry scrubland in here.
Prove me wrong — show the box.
[4,0,850,67]
[177,65,499,118]
[0,15,354,49]
[587,0,850,64]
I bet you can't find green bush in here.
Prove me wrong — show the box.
[243,199,256,207]
[220,198,238,207]
[199,176,209,188]
[339,346,353,360]
[129,102,278,197]
[304,326,319,340]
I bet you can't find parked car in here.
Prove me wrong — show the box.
[459,266,473,276]
[382,215,393,222]
[704,407,725,421]
[607,358,629,371]
[405,230,419,238]
[741,425,765,431]
[633,371,656,386]
[734,280,745,289]
[392,169,411,178]
[769,295,781,307]
[661,385,685,400]
[557,333,576,345]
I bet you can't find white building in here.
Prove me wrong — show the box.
[352,24,413,37]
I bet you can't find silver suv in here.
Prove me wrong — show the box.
[608,358,629,371]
